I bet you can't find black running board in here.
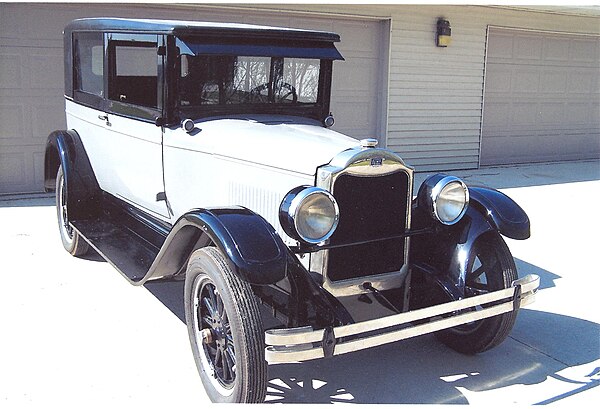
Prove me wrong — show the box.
[72,218,158,283]
[70,194,170,285]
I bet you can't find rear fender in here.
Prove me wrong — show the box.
[44,130,101,220]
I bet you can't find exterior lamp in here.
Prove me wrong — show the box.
[436,18,451,47]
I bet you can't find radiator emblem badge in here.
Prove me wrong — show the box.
[370,157,383,167]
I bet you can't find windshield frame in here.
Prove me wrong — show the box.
[167,35,335,124]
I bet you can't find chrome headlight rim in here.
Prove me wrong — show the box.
[418,174,469,226]
[280,186,340,245]
[431,175,469,225]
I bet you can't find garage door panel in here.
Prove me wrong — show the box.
[514,35,543,60]
[539,103,565,124]
[0,151,28,193]
[0,105,25,140]
[335,20,379,57]
[1,46,63,91]
[487,33,513,58]
[567,71,595,93]
[0,97,64,144]
[571,38,599,62]
[32,104,65,139]
[565,103,591,123]
[32,151,45,189]
[0,53,23,88]
[333,58,378,92]
[30,52,63,90]
[482,28,600,166]
[541,71,567,92]
[544,37,570,61]
[513,69,540,92]
[332,97,376,136]
[511,102,539,125]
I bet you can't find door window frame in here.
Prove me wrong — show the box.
[71,31,165,123]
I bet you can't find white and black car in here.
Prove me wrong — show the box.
[45,18,539,403]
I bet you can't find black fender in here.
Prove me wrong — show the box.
[145,207,289,286]
[44,130,101,220]
[469,186,530,240]
[410,186,529,302]
[144,206,353,326]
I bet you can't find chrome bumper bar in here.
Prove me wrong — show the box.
[265,274,539,364]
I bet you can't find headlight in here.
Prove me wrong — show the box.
[279,186,340,244]
[418,174,469,225]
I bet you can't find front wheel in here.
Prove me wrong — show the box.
[436,233,519,354]
[184,247,267,403]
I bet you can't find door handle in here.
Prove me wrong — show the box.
[98,114,111,126]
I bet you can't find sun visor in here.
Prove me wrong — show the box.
[179,39,344,60]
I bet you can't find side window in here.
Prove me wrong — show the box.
[73,32,104,97]
[107,35,158,108]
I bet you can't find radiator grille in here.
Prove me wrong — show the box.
[327,171,409,282]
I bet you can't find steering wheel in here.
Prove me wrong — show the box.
[249,82,298,103]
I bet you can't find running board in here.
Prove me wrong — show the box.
[69,194,169,284]
[71,218,159,283]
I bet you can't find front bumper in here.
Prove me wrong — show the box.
[265,274,539,364]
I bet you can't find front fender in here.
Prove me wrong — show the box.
[469,186,530,240]
[411,183,529,303]
[411,205,496,301]
[145,207,289,285]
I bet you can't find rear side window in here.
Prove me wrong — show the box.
[107,34,158,108]
[73,32,104,97]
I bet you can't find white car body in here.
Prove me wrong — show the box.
[67,99,361,246]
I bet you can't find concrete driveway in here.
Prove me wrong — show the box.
[1,160,598,406]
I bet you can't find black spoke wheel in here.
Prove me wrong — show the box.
[435,233,519,354]
[55,165,89,256]
[184,247,266,403]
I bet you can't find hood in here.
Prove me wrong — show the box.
[182,116,361,176]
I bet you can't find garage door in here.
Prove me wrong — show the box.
[0,3,387,194]
[481,27,600,166]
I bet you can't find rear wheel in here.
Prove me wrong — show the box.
[184,247,267,403]
[436,233,519,354]
[55,165,89,256]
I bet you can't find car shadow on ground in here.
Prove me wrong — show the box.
[143,258,599,404]
[264,308,599,404]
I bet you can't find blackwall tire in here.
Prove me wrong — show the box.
[184,247,267,403]
[55,165,89,256]
[435,233,519,354]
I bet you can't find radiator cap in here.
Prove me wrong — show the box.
[360,138,378,148]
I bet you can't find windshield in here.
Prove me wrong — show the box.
[178,54,321,107]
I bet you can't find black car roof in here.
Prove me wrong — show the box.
[65,18,341,43]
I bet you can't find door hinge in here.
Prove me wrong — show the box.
[157,46,166,56]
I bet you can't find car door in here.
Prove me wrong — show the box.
[103,33,169,218]
[82,33,169,219]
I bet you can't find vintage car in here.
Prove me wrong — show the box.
[45,18,539,403]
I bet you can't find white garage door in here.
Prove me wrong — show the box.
[481,27,600,166]
[0,3,386,194]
